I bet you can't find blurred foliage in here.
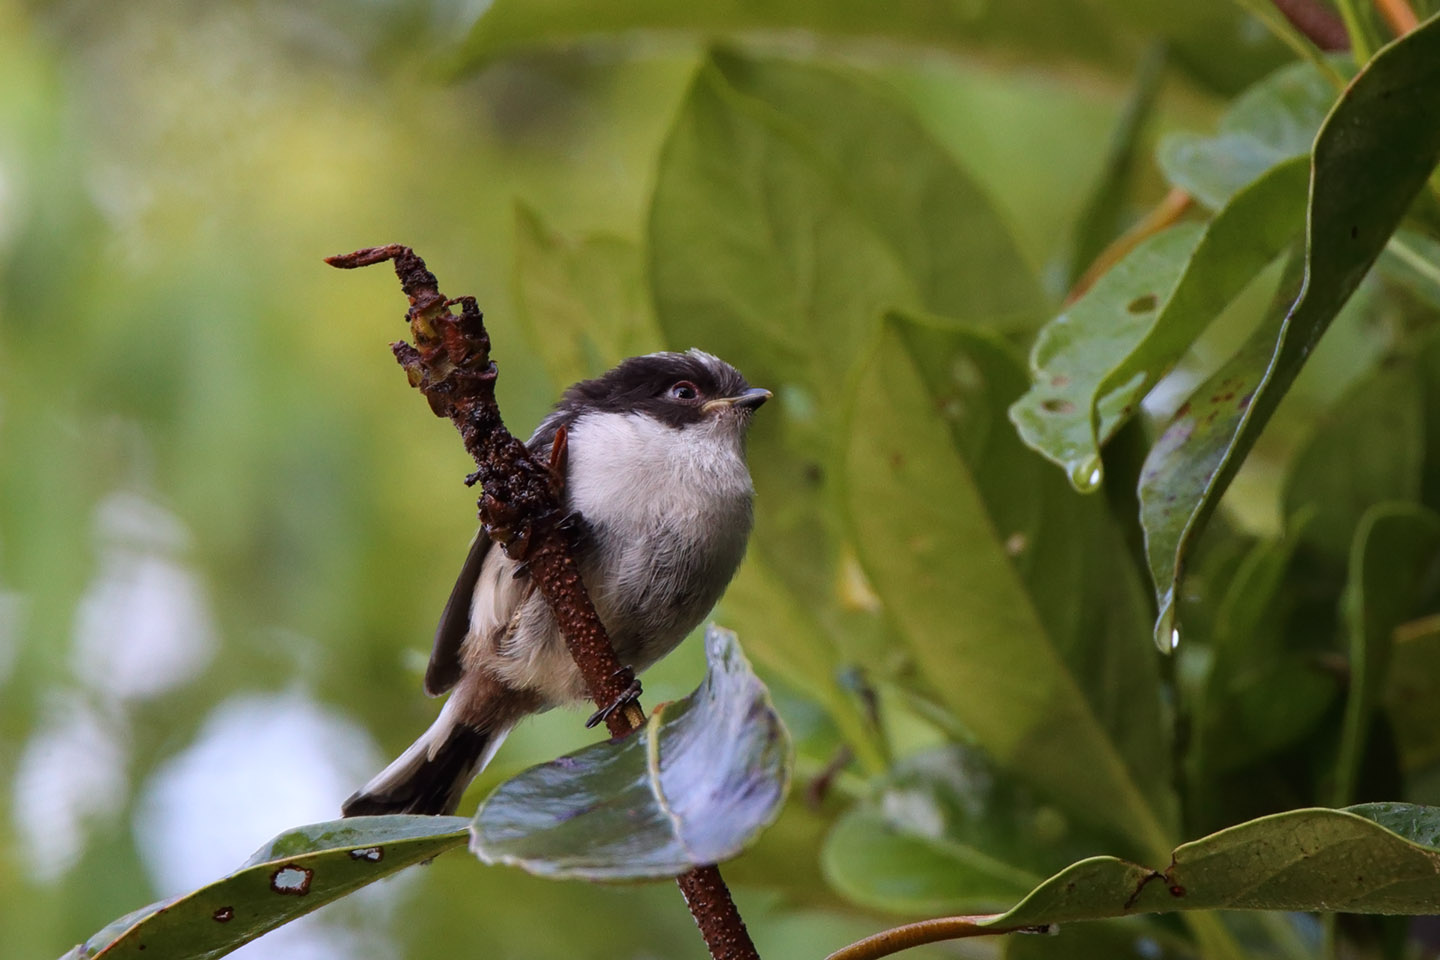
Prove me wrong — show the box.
[4,1,1440,960]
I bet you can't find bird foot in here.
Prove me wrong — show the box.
[586,672,643,729]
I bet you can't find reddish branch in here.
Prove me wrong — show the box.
[1270,0,1351,50]
[327,244,758,960]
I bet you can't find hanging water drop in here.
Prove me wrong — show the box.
[1068,455,1103,493]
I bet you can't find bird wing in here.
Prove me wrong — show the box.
[424,530,490,696]
[423,415,569,697]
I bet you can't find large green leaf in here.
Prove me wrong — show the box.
[845,315,1173,859]
[1011,157,1308,492]
[1332,505,1440,805]
[61,817,471,960]
[471,627,791,879]
[511,203,662,388]
[829,804,1440,960]
[453,0,1287,95]
[822,746,1114,914]
[1158,60,1337,209]
[1138,16,1440,648]
[456,0,1129,75]
[648,50,1043,759]
[651,50,1043,382]
[991,804,1440,923]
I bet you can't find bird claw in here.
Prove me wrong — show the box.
[586,673,643,729]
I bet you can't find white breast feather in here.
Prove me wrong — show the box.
[464,409,754,705]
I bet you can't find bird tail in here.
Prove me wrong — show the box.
[342,700,511,817]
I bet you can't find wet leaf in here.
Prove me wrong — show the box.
[471,627,791,879]
[60,817,470,960]
[1011,157,1308,491]
[1138,16,1440,647]
[846,315,1173,859]
[1331,505,1440,804]
[512,203,661,389]
[822,746,1113,914]
[1158,60,1337,208]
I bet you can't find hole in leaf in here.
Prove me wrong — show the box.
[1041,399,1075,414]
[1127,294,1158,314]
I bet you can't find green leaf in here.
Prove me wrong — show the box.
[651,51,1044,380]
[471,626,791,879]
[845,315,1173,859]
[1385,617,1440,772]
[832,804,1440,959]
[1183,521,1341,798]
[1283,364,1425,563]
[822,746,1113,914]
[456,1,1130,75]
[61,817,470,960]
[1011,157,1308,492]
[648,50,1044,761]
[1138,16,1440,648]
[1158,60,1337,209]
[978,804,1440,927]
[512,203,662,388]
[1064,44,1168,288]
[721,552,888,774]
[1332,504,1440,805]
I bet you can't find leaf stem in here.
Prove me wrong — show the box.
[328,245,760,960]
[1334,0,1379,60]
[1066,187,1193,303]
[823,916,1051,960]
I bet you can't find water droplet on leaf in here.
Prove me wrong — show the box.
[1069,456,1103,492]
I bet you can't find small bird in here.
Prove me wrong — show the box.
[343,350,770,816]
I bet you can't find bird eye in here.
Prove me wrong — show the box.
[668,380,700,401]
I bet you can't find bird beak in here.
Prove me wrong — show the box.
[703,387,772,413]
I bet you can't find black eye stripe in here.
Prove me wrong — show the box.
[554,351,751,428]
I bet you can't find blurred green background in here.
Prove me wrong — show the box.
[3,1,1435,958]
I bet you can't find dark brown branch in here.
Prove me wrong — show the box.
[1270,0,1351,50]
[327,244,758,960]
